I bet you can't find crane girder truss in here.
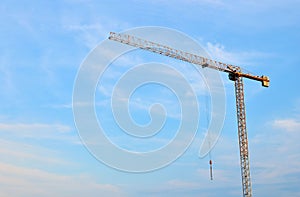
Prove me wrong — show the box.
[235,77,252,197]
[109,32,270,197]
[109,32,269,87]
[109,32,236,72]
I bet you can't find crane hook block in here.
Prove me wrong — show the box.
[209,160,213,180]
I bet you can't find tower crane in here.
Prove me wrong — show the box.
[109,32,270,197]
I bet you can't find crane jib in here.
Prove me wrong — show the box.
[109,32,269,88]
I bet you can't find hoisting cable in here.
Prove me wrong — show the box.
[204,71,213,181]
[208,141,213,181]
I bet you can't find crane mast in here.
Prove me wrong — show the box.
[234,74,252,196]
[109,32,269,197]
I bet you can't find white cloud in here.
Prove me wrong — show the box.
[0,123,71,133]
[272,118,300,132]
[0,138,71,166]
[166,179,199,189]
[47,103,73,109]
[67,23,108,48]
[0,124,125,196]
[0,55,17,98]
[205,41,271,67]
[0,122,80,144]
[64,17,129,49]
[249,117,300,192]
[146,0,225,7]
[0,162,125,197]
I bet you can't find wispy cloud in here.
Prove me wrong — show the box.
[249,116,300,192]
[66,23,108,49]
[0,138,71,166]
[0,123,71,133]
[145,0,225,8]
[204,41,271,67]
[63,17,129,49]
[0,162,126,197]
[166,179,200,189]
[46,103,73,109]
[272,118,300,132]
[0,122,79,144]
[0,55,17,98]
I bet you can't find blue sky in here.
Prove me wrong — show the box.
[1,0,300,196]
